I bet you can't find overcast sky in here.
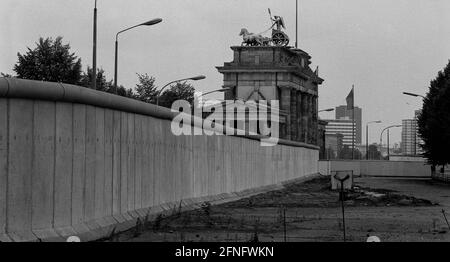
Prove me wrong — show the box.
[1,0,450,144]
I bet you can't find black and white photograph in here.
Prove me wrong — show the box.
[1,0,450,255]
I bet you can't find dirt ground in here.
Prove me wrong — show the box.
[107,176,450,242]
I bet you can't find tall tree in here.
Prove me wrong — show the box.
[13,36,82,84]
[418,60,450,168]
[158,81,195,108]
[134,73,158,103]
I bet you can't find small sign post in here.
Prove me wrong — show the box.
[333,173,351,242]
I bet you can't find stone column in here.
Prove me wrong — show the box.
[312,95,318,145]
[290,89,298,141]
[301,93,308,143]
[296,91,303,142]
[307,94,313,144]
[280,87,291,140]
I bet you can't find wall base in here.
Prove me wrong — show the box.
[16,173,320,242]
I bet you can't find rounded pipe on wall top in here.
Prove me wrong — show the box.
[0,78,319,150]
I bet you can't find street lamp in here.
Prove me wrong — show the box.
[156,75,206,106]
[197,88,231,98]
[318,108,335,113]
[403,91,425,156]
[92,0,98,90]
[380,125,402,160]
[403,92,426,99]
[366,120,382,160]
[114,18,163,93]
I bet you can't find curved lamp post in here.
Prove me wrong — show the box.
[318,108,335,113]
[366,120,382,160]
[92,0,98,90]
[403,91,425,155]
[403,92,425,99]
[156,75,206,106]
[114,18,163,93]
[380,125,402,160]
[197,88,231,98]
[194,88,231,112]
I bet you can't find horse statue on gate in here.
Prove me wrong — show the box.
[238,9,290,47]
[239,28,271,46]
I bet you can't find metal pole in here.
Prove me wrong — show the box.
[379,130,383,160]
[112,18,162,95]
[295,0,298,48]
[334,174,349,242]
[283,208,287,242]
[366,124,368,160]
[340,180,346,242]
[92,0,97,90]
[114,38,118,94]
[387,129,390,160]
[380,134,383,160]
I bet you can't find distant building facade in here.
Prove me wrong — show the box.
[401,110,423,156]
[389,155,426,162]
[335,105,362,144]
[323,118,356,147]
[401,119,422,156]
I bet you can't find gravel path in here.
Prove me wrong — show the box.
[109,176,450,242]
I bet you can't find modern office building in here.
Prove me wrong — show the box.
[324,118,356,147]
[335,105,362,144]
[401,110,423,156]
[401,119,418,155]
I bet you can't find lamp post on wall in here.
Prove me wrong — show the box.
[196,88,231,98]
[156,75,206,106]
[380,125,401,160]
[403,91,425,156]
[114,18,163,94]
[92,0,98,90]
[295,0,298,48]
[366,120,381,160]
[318,108,335,113]
[403,92,426,99]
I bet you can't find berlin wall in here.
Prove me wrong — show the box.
[0,78,319,242]
[318,160,431,178]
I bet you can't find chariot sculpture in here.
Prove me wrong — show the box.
[239,8,290,47]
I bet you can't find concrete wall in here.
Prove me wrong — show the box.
[432,170,450,183]
[318,160,431,178]
[0,78,319,242]
[389,156,426,162]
